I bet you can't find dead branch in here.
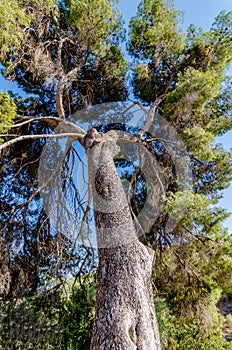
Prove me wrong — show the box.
[0,132,85,152]
[14,115,86,135]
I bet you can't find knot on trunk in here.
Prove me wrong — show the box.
[84,128,104,150]
[84,128,120,156]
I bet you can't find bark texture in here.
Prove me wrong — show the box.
[85,129,161,350]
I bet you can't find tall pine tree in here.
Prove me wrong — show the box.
[0,0,232,348]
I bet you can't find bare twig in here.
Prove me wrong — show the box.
[0,132,85,152]
[14,115,86,134]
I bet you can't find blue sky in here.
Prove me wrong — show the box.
[118,0,232,231]
[119,0,232,28]
[0,0,231,231]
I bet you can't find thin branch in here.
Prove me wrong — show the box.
[140,97,163,136]
[115,130,142,144]
[146,137,179,145]
[66,66,81,81]
[127,148,147,241]
[0,132,85,152]
[15,155,41,178]
[12,116,63,129]
[133,100,150,116]
[14,115,86,135]
[56,78,66,118]
[8,141,72,220]
[138,70,177,137]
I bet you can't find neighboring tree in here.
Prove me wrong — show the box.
[0,0,232,349]
[128,1,232,347]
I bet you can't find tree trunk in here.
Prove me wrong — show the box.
[85,129,161,350]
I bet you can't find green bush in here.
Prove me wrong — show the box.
[60,276,96,350]
[0,275,96,350]
[226,314,232,328]
[155,296,232,350]
[1,274,231,349]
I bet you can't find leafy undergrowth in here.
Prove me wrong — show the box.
[218,297,232,342]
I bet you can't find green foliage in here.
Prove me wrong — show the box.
[207,78,232,136]
[0,291,62,349]
[209,11,232,71]
[132,63,149,80]
[155,296,232,350]
[154,245,232,349]
[182,11,232,74]
[0,275,96,350]
[31,0,59,12]
[65,0,122,55]
[153,231,232,348]
[165,190,217,227]
[106,45,128,76]
[129,2,232,113]
[0,0,30,59]
[226,314,232,328]
[183,126,215,161]
[129,0,184,59]
[155,230,232,304]
[128,0,185,102]
[164,68,223,124]
[0,0,58,61]
[63,0,128,82]
[60,275,96,350]
[0,91,16,143]
[0,0,127,109]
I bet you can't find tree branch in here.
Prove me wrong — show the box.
[56,78,66,118]
[0,132,85,152]
[14,115,86,135]
[138,70,177,137]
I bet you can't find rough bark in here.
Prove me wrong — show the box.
[85,129,161,350]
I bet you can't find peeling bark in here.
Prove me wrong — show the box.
[85,129,161,350]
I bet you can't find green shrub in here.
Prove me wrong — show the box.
[226,314,232,328]
[60,275,96,350]
[155,296,231,350]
